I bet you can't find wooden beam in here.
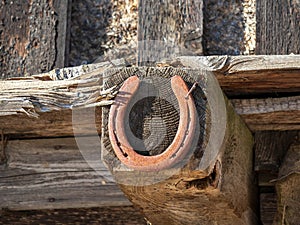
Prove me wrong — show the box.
[0,206,145,224]
[177,55,300,96]
[254,131,299,172]
[1,95,299,139]
[101,67,258,224]
[0,56,300,139]
[0,108,102,139]
[253,131,299,187]
[260,193,277,225]
[0,137,129,210]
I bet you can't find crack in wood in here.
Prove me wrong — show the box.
[0,130,8,165]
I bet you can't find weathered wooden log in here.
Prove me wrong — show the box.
[273,140,300,224]
[101,67,258,224]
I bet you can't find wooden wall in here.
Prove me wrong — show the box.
[255,0,300,224]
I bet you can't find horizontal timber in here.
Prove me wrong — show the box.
[0,55,299,138]
[0,137,129,210]
[177,55,300,96]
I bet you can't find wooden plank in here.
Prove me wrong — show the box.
[0,137,130,210]
[1,96,299,139]
[254,131,299,172]
[138,0,203,65]
[0,207,146,225]
[177,55,300,96]
[231,97,300,131]
[256,0,300,55]
[0,0,70,79]
[260,193,277,225]
[0,108,102,139]
[53,0,72,68]
[253,131,299,187]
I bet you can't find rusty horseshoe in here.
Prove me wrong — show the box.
[108,75,197,171]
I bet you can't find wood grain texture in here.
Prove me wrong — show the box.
[232,96,300,131]
[1,94,299,139]
[260,193,277,225]
[256,0,300,55]
[118,96,258,225]
[99,67,258,224]
[53,0,72,68]
[255,7,300,224]
[0,108,102,139]
[254,131,299,172]
[178,55,300,96]
[0,137,130,210]
[274,141,300,224]
[0,206,146,225]
[0,0,69,79]
[0,56,299,139]
[138,0,203,65]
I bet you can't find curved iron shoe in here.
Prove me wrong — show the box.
[108,75,197,171]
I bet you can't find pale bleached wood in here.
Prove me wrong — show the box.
[0,137,130,210]
[0,59,128,117]
[178,55,300,72]
[177,55,300,96]
[231,96,300,131]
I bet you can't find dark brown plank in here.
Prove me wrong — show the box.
[0,206,146,225]
[0,0,70,79]
[260,193,277,225]
[254,131,299,172]
[256,0,300,55]
[274,141,300,224]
